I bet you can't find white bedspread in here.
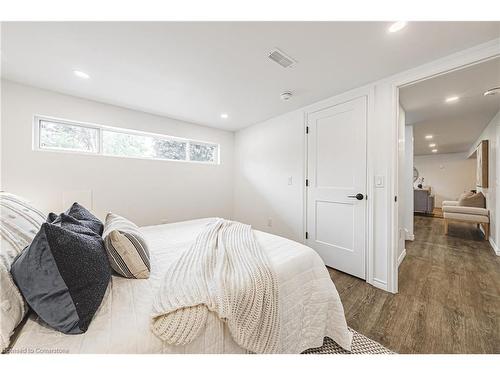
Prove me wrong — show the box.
[10,218,352,354]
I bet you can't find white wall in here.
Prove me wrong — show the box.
[469,109,500,252]
[413,152,476,208]
[404,125,414,240]
[233,110,305,242]
[1,80,234,226]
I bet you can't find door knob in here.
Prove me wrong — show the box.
[347,193,364,200]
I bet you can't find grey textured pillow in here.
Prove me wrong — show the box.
[458,192,486,208]
[48,202,104,235]
[102,213,150,279]
[10,214,111,334]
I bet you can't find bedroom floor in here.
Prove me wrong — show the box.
[328,215,500,354]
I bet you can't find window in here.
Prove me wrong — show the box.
[34,116,219,164]
[39,120,98,153]
[189,142,217,163]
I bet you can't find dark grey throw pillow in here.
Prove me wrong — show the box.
[10,214,111,334]
[48,202,104,235]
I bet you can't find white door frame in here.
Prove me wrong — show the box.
[389,39,500,293]
[303,86,375,283]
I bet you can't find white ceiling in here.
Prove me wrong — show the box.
[2,22,500,131]
[400,57,500,156]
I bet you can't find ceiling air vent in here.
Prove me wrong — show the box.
[268,48,296,68]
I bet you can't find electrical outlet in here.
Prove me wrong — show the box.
[287,176,293,185]
[267,218,273,227]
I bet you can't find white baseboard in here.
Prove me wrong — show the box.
[397,249,407,267]
[403,228,414,241]
[371,278,388,291]
[488,237,500,256]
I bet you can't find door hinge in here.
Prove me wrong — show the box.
[305,231,309,239]
[305,179,309,187]
[306,126,309,134]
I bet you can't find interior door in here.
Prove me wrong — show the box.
[306,96,367,279]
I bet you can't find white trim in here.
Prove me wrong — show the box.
[403,227,414,241]
[302,111,308,243]
[389,38,500,294]
[405,233,415,241]
[32,114,220,165]
[372,278,387,290]
[365,86,376,285]
[489,237,500,256]
[397,249,407,267]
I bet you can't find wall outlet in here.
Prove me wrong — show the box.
[267,217,273,227]
[287,176,293,185]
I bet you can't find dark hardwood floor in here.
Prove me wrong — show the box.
[329,215,500,354]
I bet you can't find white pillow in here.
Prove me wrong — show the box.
[0,193,46,352]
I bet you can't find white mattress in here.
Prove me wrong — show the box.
[10,218,352,354]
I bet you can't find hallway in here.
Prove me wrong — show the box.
[329,215,500,353]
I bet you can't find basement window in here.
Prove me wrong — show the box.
[34,115,220,164]
[39,120,99,153]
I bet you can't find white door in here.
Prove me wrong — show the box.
[306,96,367,279]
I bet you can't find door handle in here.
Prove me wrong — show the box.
[347,193,364,200]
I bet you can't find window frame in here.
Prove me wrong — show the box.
[33,115,220,165]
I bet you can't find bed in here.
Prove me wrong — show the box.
[8,217,352,354]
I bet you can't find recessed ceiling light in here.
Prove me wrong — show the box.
[220,113,229,119]
[73,70,90,79]
[445,96,459,103]
[425,135,433,139]
[388,21,408,33]
[432,149,438,153]
[484,87,500,96]
[429,143,436,147]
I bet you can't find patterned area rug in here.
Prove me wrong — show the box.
[303,328,395,354]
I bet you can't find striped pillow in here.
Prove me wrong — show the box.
[102,213,150,279]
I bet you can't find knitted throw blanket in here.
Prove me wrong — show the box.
[151,218,280,354]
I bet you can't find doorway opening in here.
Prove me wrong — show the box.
[393,56,500,351]
[398,56,500,259]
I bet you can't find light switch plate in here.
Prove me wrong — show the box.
[375,175,385,188]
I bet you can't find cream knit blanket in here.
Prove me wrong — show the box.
[151,218,280,354]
